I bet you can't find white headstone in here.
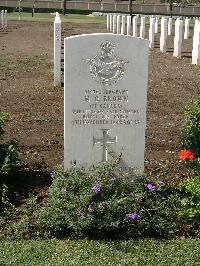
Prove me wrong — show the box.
[195,19,199,28]
[132,16,137,37]
[140,17,145,39]
[110,14,113,31]
[184,18,190,39]
[155,17,159,33]
[54,13,61,87]
[192,22,200,64]
[113,15,117,33]
[160,18,168,53]
[121,15,125,35]
[1,10,4,29]
[117,15,121,34]
[127,15,131,36]
[173,19,183,58]
[168,17,172,35]
[107,14,110,30]
[4,10,7,28]
[64,33,149,175]
[149,17,155,48]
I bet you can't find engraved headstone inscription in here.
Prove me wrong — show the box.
[64,33,149,175]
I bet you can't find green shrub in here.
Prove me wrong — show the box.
[0,194,44,240]
[32,162,181,240]
[178,175,200,235]
[0,112,18,180]
[0,112,18,212]
[180,91,200,158]
[0,112,8,137]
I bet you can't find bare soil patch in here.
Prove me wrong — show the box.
[0,21,199,195]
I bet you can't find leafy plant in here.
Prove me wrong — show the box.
[180,91,200,158]
[0,112,18,212]
[0,112,8,137]
[33,162,181,240]
[178,175,200,235]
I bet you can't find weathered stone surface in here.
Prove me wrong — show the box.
[54,13,61,87]
[173,18,183,58]
[160,18,168,53]
[64,34,149,175]
[149,17,155,48]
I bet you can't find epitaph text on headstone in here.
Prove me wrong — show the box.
[64,34,149,175]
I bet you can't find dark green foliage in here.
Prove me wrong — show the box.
[0,112,8,137]
[178,91,200,235]
[0,112,18,183]
[180,91,200,157]
[0,140,18,178]
[178,175,200,236]
[6,162,180,240]
[0,112,18,212]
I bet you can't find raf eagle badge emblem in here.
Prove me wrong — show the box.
[86,41,128,87]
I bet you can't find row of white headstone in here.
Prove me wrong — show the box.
[107,14,200,64]
[54,13,200,86]
[1,10,7,29]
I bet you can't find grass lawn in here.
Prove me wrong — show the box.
[7,12,196,28]
[7,12,106,23]
[0,239,200,265]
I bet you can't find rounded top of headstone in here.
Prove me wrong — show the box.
[55,12,61,23]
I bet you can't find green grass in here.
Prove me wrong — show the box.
[0,239,200,265]
[7,12,106,23]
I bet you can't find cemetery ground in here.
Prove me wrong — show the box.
[0,16,200,263]
[0,18,199,197]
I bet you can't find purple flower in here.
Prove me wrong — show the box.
[145,183,157,191]
[74,211,82,217]
[98,203,104,209]
[50,170,56,178]
[126,213,140,220]
[87,204,93,213]
[61,187,67,193]
[91,184,101,194]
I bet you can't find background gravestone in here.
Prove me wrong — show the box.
[64,33,149,175]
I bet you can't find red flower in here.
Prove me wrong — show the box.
[179,150,195,161]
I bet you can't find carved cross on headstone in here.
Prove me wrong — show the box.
[93,129,117,162]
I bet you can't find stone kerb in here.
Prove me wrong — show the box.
[64,33,149,175]
[54,12,61,87]
[173,18,183,58]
